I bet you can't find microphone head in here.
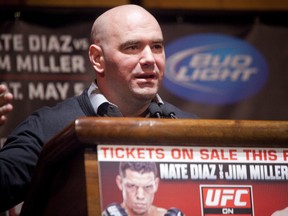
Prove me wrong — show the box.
[148,102,162,118]
[160,104,177,118]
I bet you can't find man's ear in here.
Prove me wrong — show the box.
[89,44,105,74]
[116,175,123,191]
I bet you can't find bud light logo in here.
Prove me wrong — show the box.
[164,34,269,105]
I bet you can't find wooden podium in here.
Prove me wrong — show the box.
[19,117,288,216]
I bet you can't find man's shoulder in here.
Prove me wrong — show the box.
[33,89,91,117]
[150,205,167,215]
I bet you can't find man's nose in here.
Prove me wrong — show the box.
[136,187,145,199]
[140,46,155,65]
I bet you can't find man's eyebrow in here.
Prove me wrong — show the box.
[120,40,139,49]
[152,39,164,44]
[120,39,164,49]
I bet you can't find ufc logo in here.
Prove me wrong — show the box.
[200,185,254,216]
[205,188,249,207]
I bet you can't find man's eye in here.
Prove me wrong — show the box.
[127,184,136,189]
[144,185,153,190]
[122,45,140,54]
[152,44,164,53]
[153,44,163,49]
[126,45,138,50]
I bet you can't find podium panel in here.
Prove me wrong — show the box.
[19,117,288,216]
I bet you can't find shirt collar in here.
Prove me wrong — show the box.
[88,82,164,114]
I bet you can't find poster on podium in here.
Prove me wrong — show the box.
[98,145,288,216]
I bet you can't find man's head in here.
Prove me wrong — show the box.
[116,162,159,215]
[89,5,165,116]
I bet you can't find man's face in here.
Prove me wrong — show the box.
[99,11,165,103]
[117,169,159,215]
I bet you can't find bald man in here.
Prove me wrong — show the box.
[0,4,197,212]
[89,4,166,117]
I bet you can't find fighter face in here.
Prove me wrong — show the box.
[117,169,159,215]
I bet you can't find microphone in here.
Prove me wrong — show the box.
[148,102,162,118]
[160,104,177,119]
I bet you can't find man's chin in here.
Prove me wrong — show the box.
[134,89,158,100]
[132,208,147,216]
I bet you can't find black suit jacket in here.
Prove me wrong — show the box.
[0,88,197,212]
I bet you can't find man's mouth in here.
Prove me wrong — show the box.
[136,73,157,79]
[134,202,146,209]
